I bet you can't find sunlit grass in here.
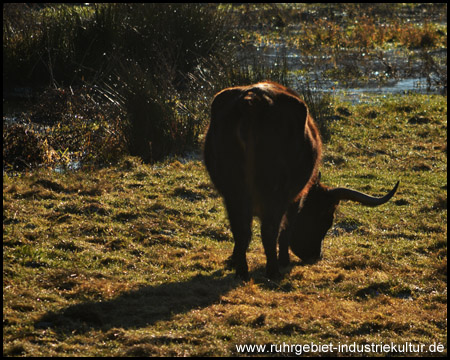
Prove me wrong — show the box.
[3,93,446,356]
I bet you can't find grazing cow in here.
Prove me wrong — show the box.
[204,81,398,279]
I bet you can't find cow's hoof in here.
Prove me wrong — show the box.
[235,270,250,282]
[224,256,235,270]
[266,269,282,280]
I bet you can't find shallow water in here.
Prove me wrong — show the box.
[240,42,446,98]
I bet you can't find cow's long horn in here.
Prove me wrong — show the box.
[329,181,399,206]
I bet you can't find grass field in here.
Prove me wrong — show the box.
[3,93,447,356]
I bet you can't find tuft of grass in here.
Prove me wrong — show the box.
[3,4,234,164]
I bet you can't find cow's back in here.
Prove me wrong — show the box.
[204,82,322,217]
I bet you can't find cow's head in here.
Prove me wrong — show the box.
[286,178,399,264]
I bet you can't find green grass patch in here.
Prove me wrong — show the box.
[3,93,446,356]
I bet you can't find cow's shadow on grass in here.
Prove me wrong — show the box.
[35,267,276,334]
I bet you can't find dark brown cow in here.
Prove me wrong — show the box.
[204,81,398,279]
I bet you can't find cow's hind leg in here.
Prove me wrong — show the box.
[223,195,253,280]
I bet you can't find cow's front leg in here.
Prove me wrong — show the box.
[261,212,285,279]
[278,224,290,268]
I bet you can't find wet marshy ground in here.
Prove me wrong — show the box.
[234,3,447,98]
